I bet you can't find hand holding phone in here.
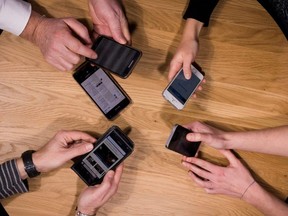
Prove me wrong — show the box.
[71,125,134,186]
[163,65,204,110]
[89,36,142,78]
[165,124,201,157]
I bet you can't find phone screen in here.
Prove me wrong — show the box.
[73,62,130,119]
[167,70,202,104]
[71,126,134,186]
[90,36,142,78]
[166,125,201,157]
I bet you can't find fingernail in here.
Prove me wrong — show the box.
[86,144,93,151]
[182,161,188,167]
[107,170,115,178]
[91,53,97,59]
[185,73,191,80]
[186,134,192,140]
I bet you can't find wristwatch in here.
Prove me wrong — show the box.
[75,210,96,216]
[21,150,41,178]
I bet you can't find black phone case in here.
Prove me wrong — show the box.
[88,36,142,78]
[73,62,131,120]
[71,125,134,186]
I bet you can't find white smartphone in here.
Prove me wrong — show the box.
[162,65,204,110]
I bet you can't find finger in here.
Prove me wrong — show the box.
[197,85,203,91]
[182,161,214,181]
[64,36,97,59]
[183,121,210,133]
[91,170,116,201]
[120,17,131,43]
[97,170,117,201]
[188,171,214,189]
[55,46,82,66]
[182,56,193,80]
[47,55,74,71]
[168,61,182,81]
[59,131,97,144]
[64,18,92,45]
[45,56,68,71]
[108,18,127,44]
[102,166,123,200]
[186,132,211,143]
[65,142,94,160]
[219,150,239,166]
[183,157,220,174]
[113,164,124,184]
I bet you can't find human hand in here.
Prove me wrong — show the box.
[184,121,228,149]
[181,150,255,198]
[88,0,130,44]
[32,130,95,173]
[76,164,124,215]
[168,18,203,81]
[21,12,97,71]
[168,37,199,81]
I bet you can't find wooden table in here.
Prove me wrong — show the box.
[1,0,287,215]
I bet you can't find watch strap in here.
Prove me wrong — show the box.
[21,150,41,178]
[75,210,96,216]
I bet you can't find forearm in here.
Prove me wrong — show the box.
[224,126,288,156]
[243,182,288,215]
[181,19,203,43]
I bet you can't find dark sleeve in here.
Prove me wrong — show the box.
[183,0,219,26]
[0,203,9,216]
[257,0,288,40]
[0,159,29,199]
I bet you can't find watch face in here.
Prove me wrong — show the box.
[22,150,41,178]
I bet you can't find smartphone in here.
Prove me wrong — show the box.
[73,62,131,120]
[71,125,134,186]
[165,124,201,157]
[162,65,204,110]
[88,36,142,78]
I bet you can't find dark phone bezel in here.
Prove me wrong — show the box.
[71,125,134,186]
[165,124,201,157]
[88,36,142,79]
[73,62,131,120]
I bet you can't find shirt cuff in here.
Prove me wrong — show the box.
[0,0,32,36]
[0,159,29,199]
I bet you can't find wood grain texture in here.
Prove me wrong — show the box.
[1,0,287,215]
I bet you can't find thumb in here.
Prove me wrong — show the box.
[219,150,238,166]
[186,132,209,143]
[66,143,94,160]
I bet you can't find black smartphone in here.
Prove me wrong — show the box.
[88,36,142,78]
[73,62,131,120]
[165,124,201,157]
[71,125,134,186]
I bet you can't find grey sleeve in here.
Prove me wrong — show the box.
[0,159,29,199]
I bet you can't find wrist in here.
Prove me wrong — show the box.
[221,132,234,149]
[21,150,41,178]
[16,158,28,180]
[32,150,47,173]
[20,11,45,45]
[75,207,97,216]
[182,18,204,41]
[241,181,261,203]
